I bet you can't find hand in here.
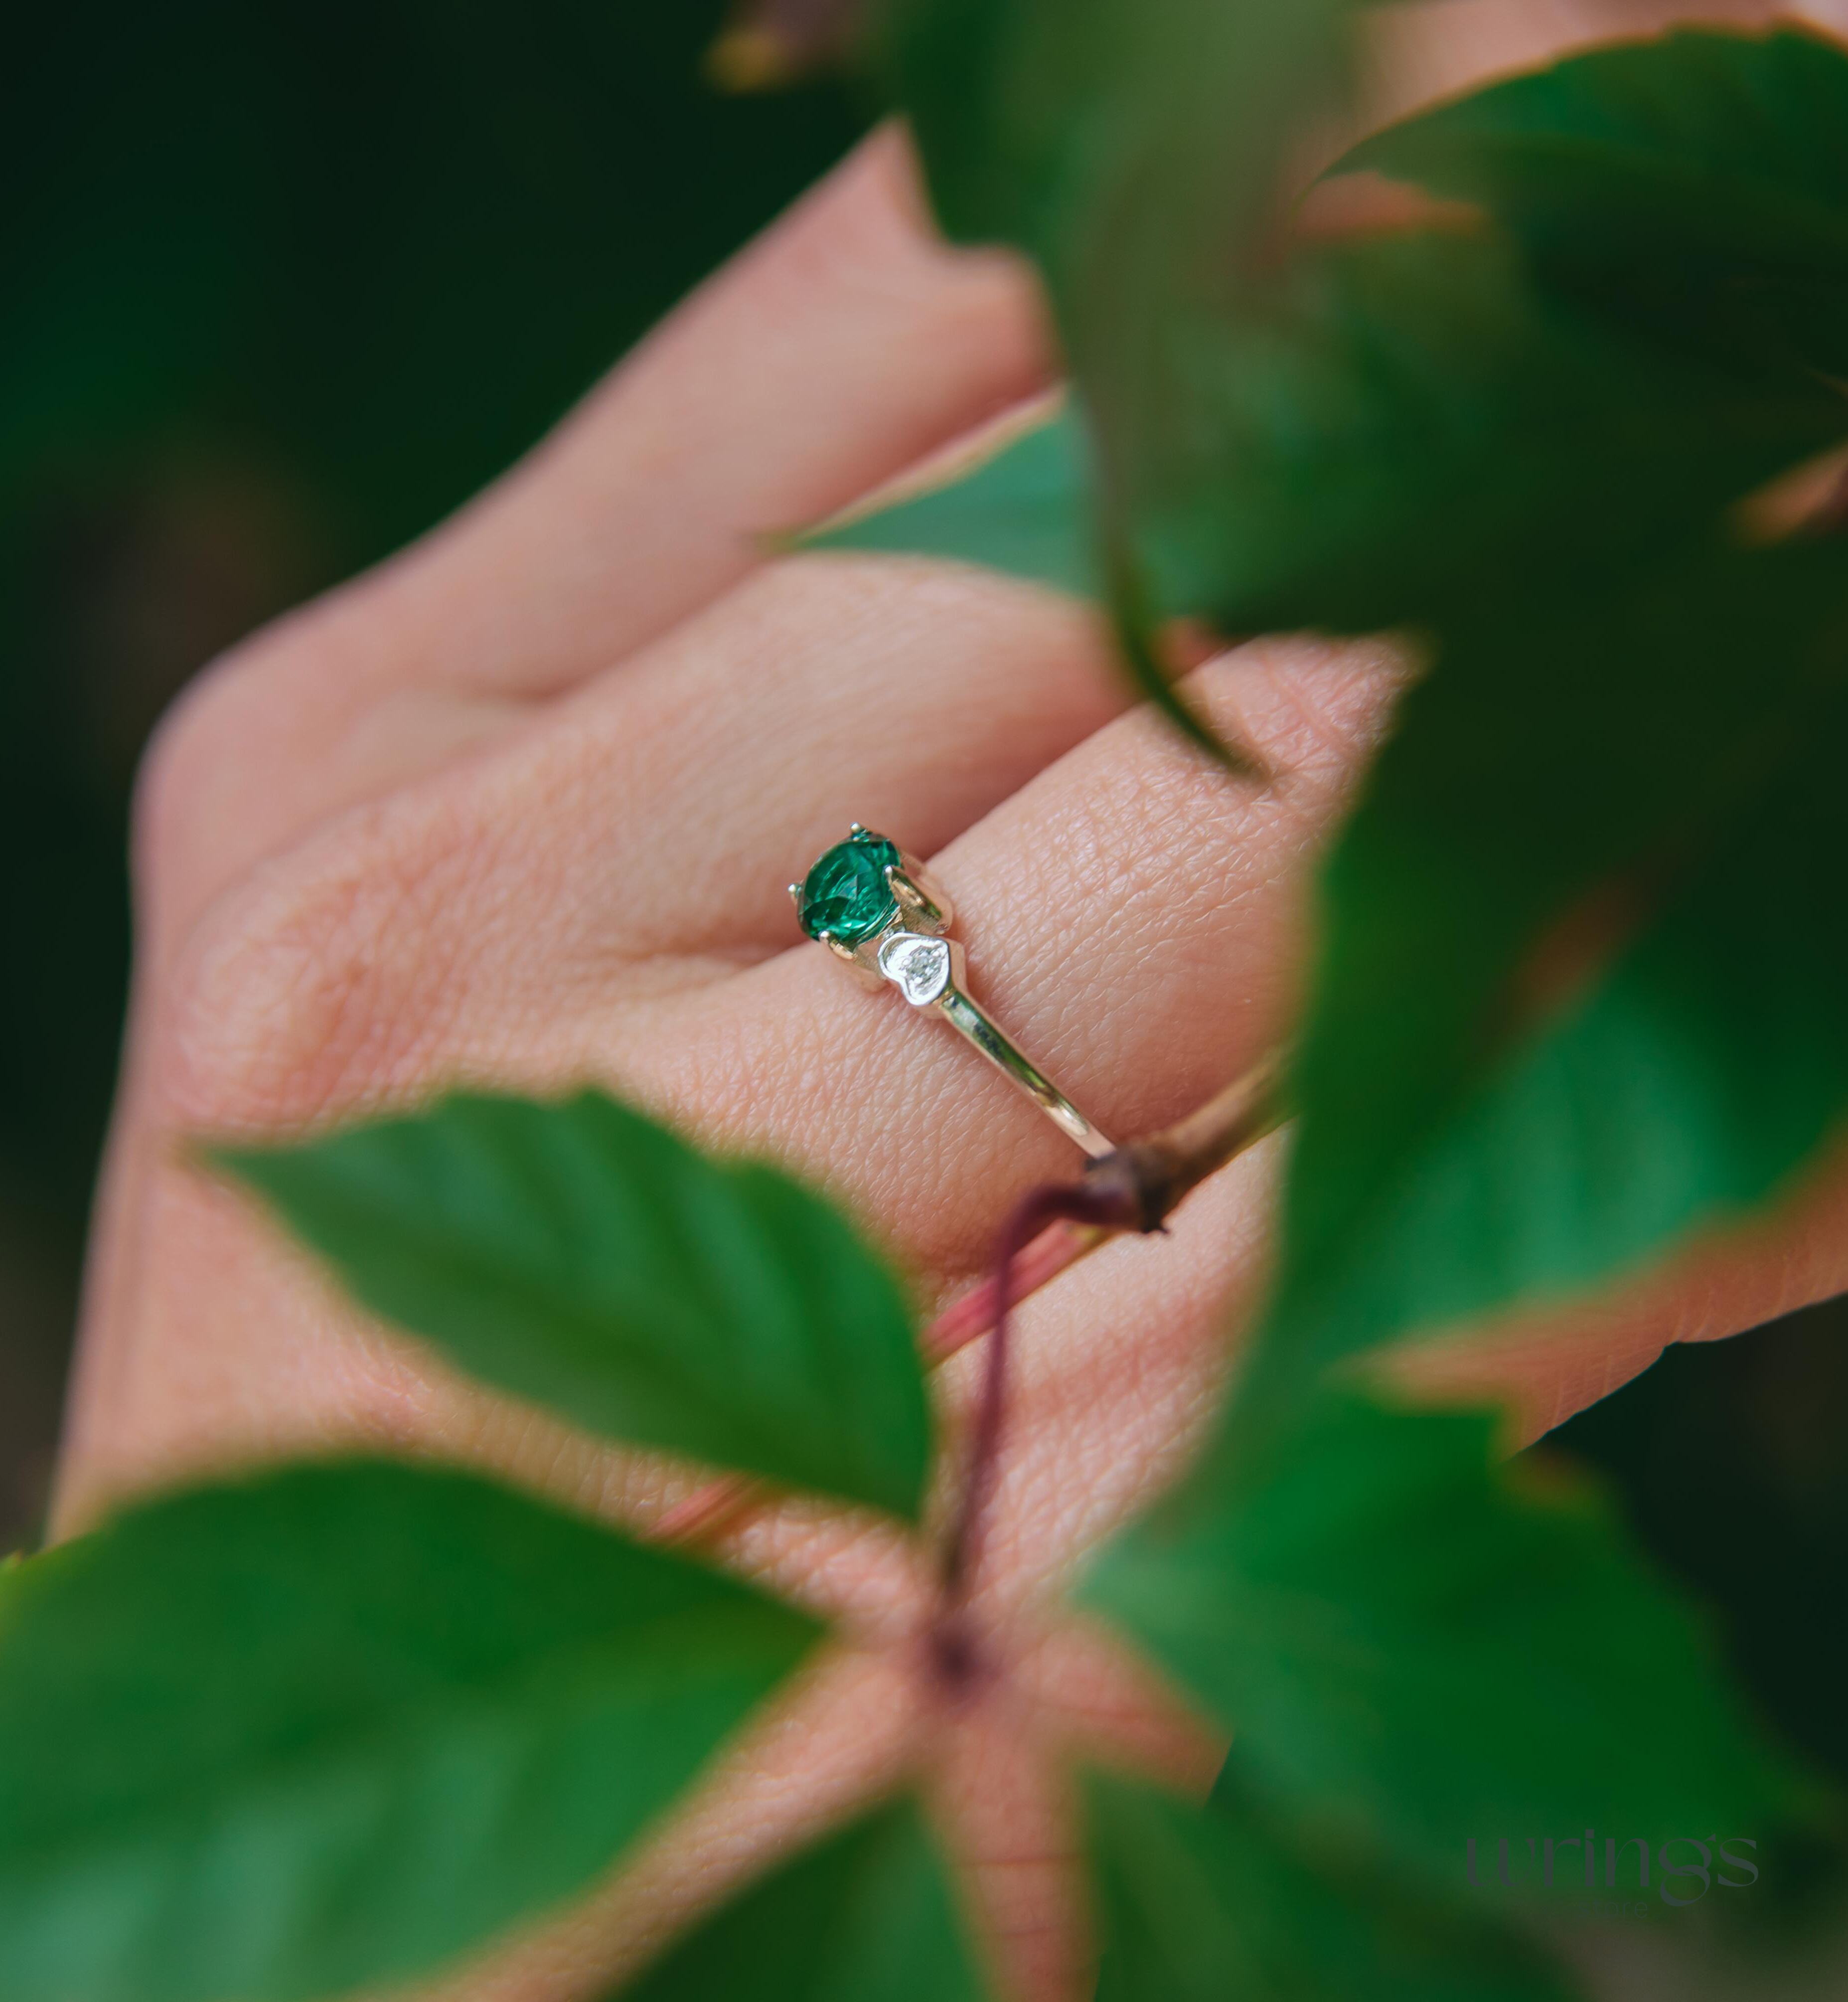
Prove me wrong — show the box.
[58,8,1848,1996]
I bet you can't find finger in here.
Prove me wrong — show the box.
[139,130,1051,952]
[176,634,1395,1276]
[551,553,1128,957]
[137,555,1126,1142]
[320,127,1052,706]
[59,635,1388,1527]
[627,637,1401,1287]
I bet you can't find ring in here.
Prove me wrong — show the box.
[791,825,1115,1160]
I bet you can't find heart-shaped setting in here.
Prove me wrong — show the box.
[877,931,953,1008]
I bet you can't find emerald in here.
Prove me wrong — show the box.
[798,830,902,946]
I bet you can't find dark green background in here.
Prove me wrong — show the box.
[0,0,864,1540]
[2,0,1843,1812]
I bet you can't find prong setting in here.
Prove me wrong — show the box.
[885,862,947,931]
[792,823,1109,1155]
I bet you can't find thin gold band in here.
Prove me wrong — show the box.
[792,829,1114,1161]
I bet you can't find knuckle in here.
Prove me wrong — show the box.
[1235,635,1405,791]
[130,647,261,895]
[149,790,485,1136]
[129,593,343,894]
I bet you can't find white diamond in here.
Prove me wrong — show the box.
[878,932,952,1007]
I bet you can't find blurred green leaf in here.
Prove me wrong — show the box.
[1125,232,1848,637]
[798,230,1848,636]
[800,404,1095,597]
[1188,33,1848,1374]
[219,1091,932,1519]
[0,1459,819,2002]
[1087,1768,1573,2002]
[1083,1392,1813,1890]
[617,1794,993,2000]
[1257,729,1848,1407]
[868,18,1848,634]
[872,0,1356,744]
[1340,26,1848,373]
[1246,540,1848,1415]
[872,0,1352,314]
[850,23,1848,1421]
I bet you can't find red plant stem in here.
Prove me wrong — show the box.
[935,1183,1130,1617]
[652,1053,1288,1563]
[924,1047,1287,1365]
[921,1218,1111,1365]
[649,1474,758,1546]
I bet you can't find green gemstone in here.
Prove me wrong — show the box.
[798,831,902,945]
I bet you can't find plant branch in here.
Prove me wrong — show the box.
[928,1051,1288,1676]
[935,1182,1125,1597]
[653,1050,1289,1567]
[923,1047,1289,1364]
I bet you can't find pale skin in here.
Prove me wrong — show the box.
[54,3,1848,1997]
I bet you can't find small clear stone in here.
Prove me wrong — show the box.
[879,932,952,1006]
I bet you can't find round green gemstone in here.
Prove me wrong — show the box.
[798,831,902,945]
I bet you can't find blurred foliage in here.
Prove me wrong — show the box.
[1087,1767,1571,2002]
[6,5,1848,1997]
[0,1458,821,2002]
[618,1796,995,2002]
[844,27,1848,1437]
[849,10,1848,1991]
[840,23,1848,1803]
[1549,1292,1848,1795]
[1086,1388,1810,1897]
[0,0,866,1542]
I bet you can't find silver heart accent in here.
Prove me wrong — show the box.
[878,931,953,1007]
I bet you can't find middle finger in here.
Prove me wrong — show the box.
[165,608,1397,1306]
[635,633,1399,1290]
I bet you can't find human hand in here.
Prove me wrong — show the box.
[58,8,1848,1997]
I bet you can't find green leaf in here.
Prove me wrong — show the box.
[853,24,1848,1395]
[1340,27,1848,373]
[0,1459,820,2002]
[1247,537,1848,1417]
[869,18,1848,789]
[801,404,1095,600]
[218,1091,932,1519]
[1129,231,1848,637]
[796,231,1848,638]
[1255,742,1848,1404]
[873,0,1354,316]
[1084,1392,1813,1891]
[873,0,1357,748]
[616,1794,993,2001]
[1087,1768,1573,2002]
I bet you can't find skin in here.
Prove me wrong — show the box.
[52,3,1848,1996]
